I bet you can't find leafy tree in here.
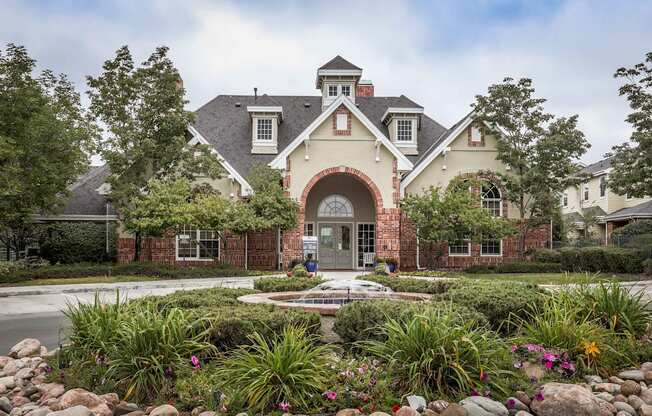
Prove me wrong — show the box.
[247,165,299,232]
[402,177,515,268]
[87,45,223,259]
[473,77,590,256]
[608,52,652,198]
[0,44,96,258]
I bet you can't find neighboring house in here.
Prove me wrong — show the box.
[561,157,652,244]
[58,56,550,270]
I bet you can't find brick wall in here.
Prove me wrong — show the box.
[356,84,374,97]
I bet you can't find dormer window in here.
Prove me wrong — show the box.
[328,85,338,97]
[256,118,273,141]
[341,85,351,96]
[397,119,413,142]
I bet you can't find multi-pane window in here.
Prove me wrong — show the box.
[470,126,482,142]
[481,182,502,217]
[341,85,351,96]
[584,186,589,201]
[318,194,354,217]
[256,118,273,141]
[396,119,413,142]
[563,193,568,207]
[481,237,502,256]
[304,222,314,237]
[357,223,375,267]
[600,177,607,197]
[328,85,338,97]
[176,227,219,260]
[449,236,470,256]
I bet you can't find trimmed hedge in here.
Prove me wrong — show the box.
[558,247,646,273]
[134,287,320,351]
[359,275,454,294]
[612,220,652,237]
[532,248,562,264]
[433,279,545,333]
[333,299,488,344]
[0,262,271,284]
[253,276,324,292]
[644,259,652,276]
[464,261,563,274]
[37,222,117,264]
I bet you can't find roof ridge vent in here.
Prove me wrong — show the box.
[304,102,311,108]
[235,102,241,107]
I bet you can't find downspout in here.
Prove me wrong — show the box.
[416,232,421,270]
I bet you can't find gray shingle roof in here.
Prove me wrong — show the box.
[412,110,473,168]
[581,157,612,175]
[318,56,362,71]
[192,95,447,178]
[604,199,652,220]
[562,206,607,223]
[62,165,115,216]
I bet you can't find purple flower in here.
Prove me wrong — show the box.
[190,355,200,369]
[164,367,174,379]
[530,376,539,384]
[323,391,337,401]
[506,399,515,410]
[358,364,369,375]
[278,402,291,412]
[479,369,488,381]
[44,364,52,374]
[470,389,480,397]
[534,392,545,401]
[340,369,355,379]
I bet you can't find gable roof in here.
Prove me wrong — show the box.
[192,94,446,179]
[318,55,361,71]
[604,199,652,221]
[581,157,613,175]
[269,95,414,171]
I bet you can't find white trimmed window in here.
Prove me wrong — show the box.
[256,118,273,141]
[176,227,219,260]
[471,126,482,142]
[481,182,502,217]
[341,85,351,96]
[336,113,348,130]
[584,185,589,201]
[328,85,338,97]
[449,236,470,256]
[304,222,314,237]
[396,119,413,142]
[481,237,502,256]
[318,194,353,217]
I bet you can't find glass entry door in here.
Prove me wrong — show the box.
[318,223,353,269]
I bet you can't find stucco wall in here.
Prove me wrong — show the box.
[404,127,520,219]
[287,112,397,209]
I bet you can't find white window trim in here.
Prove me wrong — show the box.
[254,118,275,144]
[481,183,503,217]
[318,194,354,218]
[336,113,348,130]
[470,126,482,142]
[175,229,220,262]
[304,222,315,237]
[394,117,417,147]
[356,222,376,269]
[584,185,589,201]
[480,239,503,257]
[448,240,471,257]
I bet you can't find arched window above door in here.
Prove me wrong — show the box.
[318,194,354,217]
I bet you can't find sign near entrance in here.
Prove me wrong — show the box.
[302,236,318,260]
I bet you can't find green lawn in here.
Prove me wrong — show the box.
[0,275,160,286]
[402,271,649,285]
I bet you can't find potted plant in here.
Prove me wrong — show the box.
[303,253,318,274]
[385,258,398,273]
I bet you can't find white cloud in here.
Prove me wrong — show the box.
[1,0,650,163]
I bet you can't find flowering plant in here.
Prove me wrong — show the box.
[511,343,576,378]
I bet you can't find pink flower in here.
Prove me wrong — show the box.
[479,369,488,381]
[542,353,557,362]
[534,392,545,401]
[561,361,576,372]
[511,345,518,353]
[340,369,355,379]
[470,389,480,397]
[358,364,369,374]
[278,402,291,412]
[506,399,515,409]
[544,361,553,369]
[323,391,338,401]
[190,355,200,368]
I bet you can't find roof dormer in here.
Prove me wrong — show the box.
[247,94,282,154]
[316,56,362,109]
[382,107,423,155]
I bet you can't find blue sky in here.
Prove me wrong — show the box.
[2,0,651,163]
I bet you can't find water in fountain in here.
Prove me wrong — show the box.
[308,279,394,293]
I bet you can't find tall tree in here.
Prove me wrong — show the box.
[0,44,96,258]
[473,77,590,255]
[402,177,515,268]
[608,52,652,198]
[87,45,223,259]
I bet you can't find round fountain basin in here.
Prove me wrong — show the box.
[238,290,431,316]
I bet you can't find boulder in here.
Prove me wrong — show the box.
[11,396,30,407]
[440,404,468,416]
[594,392,614,402]
[642,388,652,404]
[9,340,41,359]
[369,413,391,416]
[99,394,119,411]
[395,407,419,416]
[460,396,509,416]
[505,398,528,412]
[618,370,645,382]
[407,395,427,411]
[197,412,215,416]
[593,383,621,394]
[613,401,636,415]
[584,375,602,384]
[596,400,616,415]
[0,357,12,369]
[38,384,65,401]
[123,412,144,416]
[0,398,11,414]
[113,403,140,416]
[529,383,605,416]
[2,360,23,376]
[514,391,530,407]
[428,400,450,413]
[627,394,643,410]
[640,404,652,416]
[514,412,533,416]
[620,380,641,397]
[25,408,49,416]
[148,405,178,416]
[57,389,111,416]
[14,369,34,381]
[609,376,625,384]
[47,405,94,416]
[422,410,438,416]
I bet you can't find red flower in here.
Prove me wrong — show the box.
[391,404,401,413]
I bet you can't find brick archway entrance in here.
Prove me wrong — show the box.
[282,166,401,269]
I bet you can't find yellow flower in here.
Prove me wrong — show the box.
[582,341,600,358]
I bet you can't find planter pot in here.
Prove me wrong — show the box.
[388,263,397,273]
[305,261,318,273]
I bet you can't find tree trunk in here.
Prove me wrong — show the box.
[133,231,140,262]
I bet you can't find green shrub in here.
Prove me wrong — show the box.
[360,275,454,294]
[360,309,513,400]
[333,299,488,343]
[292,263,309,277]
[612,220,652,237]
[216,326,334,413]
[62,293,214,404]
[533,248,562,264]
[464,261,563,274]
[175,364,222,410]
[558,247,646,273]
[434,280,544,332]
[254,276,323,292]
[374,262,388,275]
[137,287,259,310]
[37,222,117,263]
[644,259,652,276]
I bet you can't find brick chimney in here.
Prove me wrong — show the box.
[356,80,374,97]
[175,76,184,91]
